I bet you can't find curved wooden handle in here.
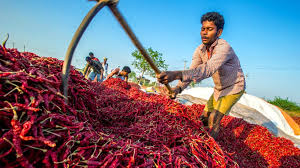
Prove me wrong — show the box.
[108,4,173,95]
[62,1,107,102]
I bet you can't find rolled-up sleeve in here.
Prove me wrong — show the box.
[182,43,233,82]
[177,46,203,90]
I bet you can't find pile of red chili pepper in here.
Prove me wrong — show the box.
[0,45,299,168]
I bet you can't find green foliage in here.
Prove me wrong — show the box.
[188,80,202,88]
[142,81,157,87]
[190,81,196,87]
[267,97,300,112]
[136,77,151,86]
[131,48,168,78]
[128,71,137,82]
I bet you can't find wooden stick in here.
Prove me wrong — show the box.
[62,1,107,102]
[108,3,173,94]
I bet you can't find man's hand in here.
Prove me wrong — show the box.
[173,86,182,95]
[168,86,182,99]
[156,71,183,85]
[157,85,180,99]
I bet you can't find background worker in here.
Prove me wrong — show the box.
[102,57,109,79]
[83,52,98,77]
[107,66,131,82]
[156,12,246,139]
[83,52,104,82]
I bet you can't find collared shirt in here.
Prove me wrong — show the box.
[178,38,246,100]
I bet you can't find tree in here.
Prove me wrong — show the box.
[128,71,137,82]
[131,48,168,84]
[189,80,203,88]
[189,81,196,88]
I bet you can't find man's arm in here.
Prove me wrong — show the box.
[182,43,233,83]
[157,43,233,88]
[176,46,203,92]
[157,46,203,97]
[106,68,120,79]
[83,64,91,77]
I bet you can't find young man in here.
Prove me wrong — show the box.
[102,57,109,79]
[156,12,246,139]
[83,52,104,82]
[107,66,131,82]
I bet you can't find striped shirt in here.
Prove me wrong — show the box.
[178,38,246,100]
[90,57,100,73]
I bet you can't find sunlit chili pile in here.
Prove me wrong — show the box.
[0,45,299,168]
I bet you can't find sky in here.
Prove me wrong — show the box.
[1,0,300,103]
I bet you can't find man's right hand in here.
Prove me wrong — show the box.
[156,71,183,85]
[173,86,182,95]
[168,86,182,99]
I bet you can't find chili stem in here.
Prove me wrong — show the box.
[24,145,47,153]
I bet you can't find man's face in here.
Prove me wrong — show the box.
[200,21,222,46]
[89,54,94,58]
[121,71,128,76]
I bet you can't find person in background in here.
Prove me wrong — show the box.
[102,57,109,79]
[83,52,98,77]
[107,66,131,82]
[83,52,104,82]
[156,12,245,139]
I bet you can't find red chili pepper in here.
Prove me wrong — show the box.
[13,103,40,112]
[4,102,22,157]
[1,47,300,167]
[0,72,13,78]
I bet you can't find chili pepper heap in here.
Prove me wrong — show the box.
[0,45,299,168]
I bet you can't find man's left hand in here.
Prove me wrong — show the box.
[156,71,183,84]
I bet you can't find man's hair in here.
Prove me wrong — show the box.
[122,66,131,73]
[89,52,94,56]
[85,56,91,62]
[201,12,224,30]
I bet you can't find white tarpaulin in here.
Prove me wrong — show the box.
[179,87,300,146]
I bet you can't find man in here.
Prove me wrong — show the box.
[107,66,131,82]
[102,57,109,79]
[83,52,104,82]
[156,12,246,139]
